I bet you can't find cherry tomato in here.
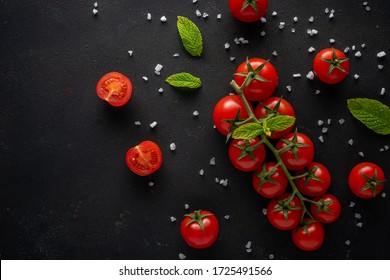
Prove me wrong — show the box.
[292,219,325,251]
[313,48,350,84]
[125,140,162,176]
[96,72,132,106]
[229,138,266,172]
[275,132,315,171]
[234,58,278,101]
[254,97,296,139]
[310,194,341,224]
[252,162,288,198]
[348,162,386,198]
[213,95,253,136]
[295,162,331,197]
[228,0,269,22]
[180,210,219,249]
[267,193,303,231]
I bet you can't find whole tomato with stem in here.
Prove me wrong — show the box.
[180,210,219,249]
[313,48,350,84]
[292,219,325,251]
[252,162,288,198]
[125,140,162,176]
[229,0,269,22]
[234,58,278,101]
[275,131,315,171]
[229,138,266,172]
[348,162,386,198]
[96,72,132,106]
[310,194,341,224]
[213,95,253,137]
[295,162,331,197]
[267,193,303,231]
[254,97,296,139]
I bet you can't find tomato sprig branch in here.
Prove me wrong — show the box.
[230,79,319,222]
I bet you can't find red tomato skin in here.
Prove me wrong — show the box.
[310,194,341,224]
[254,97,296,139]
[275,132,315,171]
[252,162,288,198]
[96,72,132,107]
[125,141,162,176]
[292,219,325,251]
[213,95,253,136]
[313,48,350,84]
[234,58,278,101]
[267,193,303,231]
[229,0,269,22]
[348,162,386,198]
[180,210,219,249]
[228,138,266,172]
[295,162,331,197]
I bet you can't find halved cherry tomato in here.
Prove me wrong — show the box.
[228,138,266,172]
[213,95,253,136]
[228,0,269,22]
[252,162,288,198]
[295,162,331,197]
[96,72,132,107]
[180,210,219,249]
[125,140,162,176]
[254,97,296,139]
[292,219,325,251]
[348,162,386,198]
[267,193,303,231]
[310,194,341,224]
[313,48,350,84]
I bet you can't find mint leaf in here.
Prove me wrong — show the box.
[177,16,203,57]
[347,98,390,135]
[267,115,296,132]
[165,72,202,89]
[232,123,263,139]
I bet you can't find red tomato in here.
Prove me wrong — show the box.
[313,48,350,84]
[125,140,162,176]
[213,95,253,136]
[180,210,219,249]
[234,58,278,101]
[310,194,341,224]
[228,0,269,22]
[96,72,132,106]
[229,138,266,172]
[254,97,296,139]
[267,193,303,231]
[252,162,288,198]
[275,132,315,171]
[348,162,386,198]
[292,219,325,251]
[295,162,331,197]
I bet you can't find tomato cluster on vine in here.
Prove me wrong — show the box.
[213,57,342,251]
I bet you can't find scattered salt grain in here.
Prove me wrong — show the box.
[348,139,354,146]
[318,136,324,143]
[344,47,350,53]
[345,240,351,246]
[245,241,252,249]
[147,13,152,21]
[262,208,267,215]
[215,177,219,183]
[329,12,334,19]
[230,57,236,62]
[260,31,266,37]
[179,253,186,260]
[272,11,277,16]
[339,119,345,125]
[246,249,252,253]
[169,143,176,151]
[142,76,148,82]
[134,121,141,126]
[361,44,366,48]
[150,121,157,128]
[224,43,230,50]
[380,148,385,152]
[291,28,296,33]
[286,85,292,92]
[308,16,314,22]
[155,64,163,72]
[241,39,249,44]
[217,14,222,19]
[224,215,230,220]
[170,216,176,222]
[356,222,363,228]
[315,90,321,95]
[202,12,209,19]
[210,157,216,166]
[260,17,267,23]
[193,0,198,3]
[195,10,201,17]
[269,254,275,259]
[308,47,316,53]
[318,120,324,126]
[330,38,335,44]
[354,74,360,80]
[355,51,362,57]
[148,182,154,187]
[378,64,384,70]
[158,88,164,93]
[327,119,332,125]
[293,16,298,22]
[358,151,365,157]
[306,71,315,80]
[352,45,356,51]
[363,2,368,6]
[279,22,285,29]
[385,145,389,150]
[272,51,278,57]
[92,8,98,15]
[380,88,386,95]
[322,127,328,133]
[173,53,180,58]
[193,110,199,117]
[94,2,98,7]
[382,193,387,198]
[354,213,362,219]
[160,16,167,22]
[293,73,301,78]
[199,169,204,176]
[377,51,386,58]
[234,38,240,45]
[128,50,133,57]
[185,204,189,210]
[366,6,371,12]
[325,8,329,14]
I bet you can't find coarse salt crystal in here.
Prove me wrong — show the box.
[148,182,154,187]
[308,16,314,22]
[134,121,141,126]
[366,6,371,12]
[378,64,384,70]
[193,0,198,3]
[361,44,366,48]
[158,88,163,93]
[354,74,360,80]
[293,16,298,22]
[210,157,216,166]
[269,254,275,259]
[293,73,301,78]
[325,8,329,14]
[230,57,236,62]
[355,51,362,57]
[92,8,98,15]
[238,37,245,42]
[128,50,133,57]
[358,151,365,157]
[291,28,296,33]
[315,90,321,95]
[329,13,334,19]
[203,12,209,18]
[382,193,387,198]
[352,45,356,51]
[377,51,386,58]
[327,119,332,125]
[318,136,324,143]
[241,39,249,44]
[155,71,161,76]
[350,202,355,207]
[272,11,277,16]
[279,22,285,29]
[260,31,266,37]
[318,120,324,126]
[272,51,278,56]
[380,88,386,95]
[94,2,98,7]
[354,213,362,219]
[224,43,230,50]
[199,169,204,176]
[286,85,292,92]
[179,253,186,260]
[339,119,345,124]
[322,127,328,133]
[185,204,189,210]
[224,215,230,220]
[306,71,315,80]
[195,10,201,17]
[142,76,148,82]
[150,121,157,128]
[215,177,219,183]
[356,222,363,228]
[385,145,389,150]
[246,248,252,253]
[344,47,350,53]
[380,148,385,152]
[348,139,354,146]
[193,110,199,117]
[330,38,335,44]
[345,240,351,245]
[147,13,151,21]
[155,64,163,72]
[262,208,267,215]
[234,38,240,44]
[308,47,316,53]
[170,216,176,222]
[312,29,318,35]
[245,241,252,249]
[217,14,222,19]
[363,2,368,6]
[160,16,167,22]
[169,143,176,151]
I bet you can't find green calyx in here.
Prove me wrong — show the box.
[184,210,213,232]
[360,170,386,197]
[302,165,323,187]
[256,164,279,191]
[315,198,333,214]
[277,130,308,160]
[272,194,302,221]
[224,108,251,142]
[234,58,270,89]
[234,139,263,161]
[320,47,349,76]
[241,0,259,14]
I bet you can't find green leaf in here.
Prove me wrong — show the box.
[177,16,203,57]
[266,115,296,132]
[232,123,263,139]
[165,72,202,89]
[347,98,390,135]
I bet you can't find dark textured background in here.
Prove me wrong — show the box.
[1,0,389,260]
